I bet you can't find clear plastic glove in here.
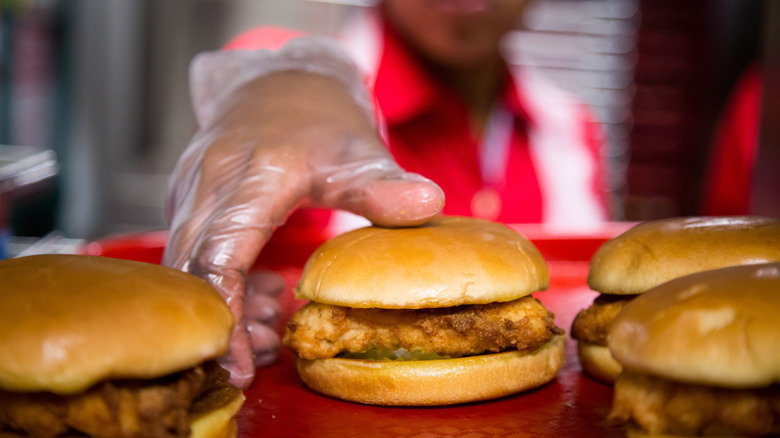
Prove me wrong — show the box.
[162,40,444,389]
[244,270,285,368]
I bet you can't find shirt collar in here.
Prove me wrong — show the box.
[373,18,439,124]
[373,17,536,129]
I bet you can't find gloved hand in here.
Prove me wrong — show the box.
[162,39,444,389]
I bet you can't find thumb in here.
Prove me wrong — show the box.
[317,163,445,227]
[352,173,444,227]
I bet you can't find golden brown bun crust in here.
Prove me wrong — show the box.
[609,263,780,388]
[588,216,780,295]
[576,341,622,385]
[295,216,549,308]
[0,254,234,394]
[295,334,565,406]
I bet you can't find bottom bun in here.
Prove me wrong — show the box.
[296,334,565,406]
[577,341,622,385]
[190,390,245,438]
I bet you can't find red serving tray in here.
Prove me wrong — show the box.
[81,222,634,438]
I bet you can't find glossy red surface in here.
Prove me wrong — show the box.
[81,223,631,437]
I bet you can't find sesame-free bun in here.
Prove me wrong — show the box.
[295,216,549,308]
[296,334,565,406]
[0,254,234,394]
[576,342,622,385]
[588,216,780,295]
[609,262,780,388]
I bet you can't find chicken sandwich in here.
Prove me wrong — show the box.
[571,216,780,384]
[283,216,565,406]
[609,263,780,437]
[0,254,244,438]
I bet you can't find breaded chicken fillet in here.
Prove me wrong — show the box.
[284,296,562,360]
[570,294,632,346]
[610,370,780,436]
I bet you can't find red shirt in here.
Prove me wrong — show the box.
[373,21,542,222]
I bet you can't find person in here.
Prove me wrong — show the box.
[702,61,762,215]
[163,0,610,389]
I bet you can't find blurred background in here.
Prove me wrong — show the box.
[0,0,776,250]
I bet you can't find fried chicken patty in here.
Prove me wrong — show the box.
[283,296,562,360]
[0,361,237,438]
[610,370,780,437]
[570,294,635,345]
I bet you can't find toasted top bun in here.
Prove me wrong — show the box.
[588,216,780,295]
[609,262,780,388]
[295,216,548,308]
[0,254,234,394]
